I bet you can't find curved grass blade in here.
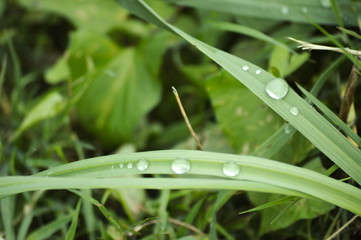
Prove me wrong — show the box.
[115,0,361,185]
[1,150,361,215]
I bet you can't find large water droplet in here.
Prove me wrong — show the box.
[171,158,191,174]
[127,163,134,169]
[281,6,289,15]
[320,0,331,8]
[265,78,289,99]
[290,106,300,116]
[222,162,240,177]
[255,69,262,75]
[137,159,150,171]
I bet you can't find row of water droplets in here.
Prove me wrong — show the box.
[171,158,241,177]
[114,158,150,171]
[242,64,299,116]
[279,0,331,16]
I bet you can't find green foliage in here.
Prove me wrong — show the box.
[1,0,361,239]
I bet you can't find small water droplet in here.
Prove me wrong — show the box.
[47,170,54,176]
[301,7,308,13]
[320,0,331,8]
[255,69,262,75]
[171,158,191,174]
[127,163,134,169]
[222,162,240,177]
[137,159,150,171]
[76,173,79,176]
[119,163,124,168]
[265,78,289,100]
[284,124,292,134]
[290,106,300,116]
[281,6,289,15]
[242,65,249,71]
[111,164,115,169]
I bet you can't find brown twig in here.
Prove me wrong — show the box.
[172,86,204,151]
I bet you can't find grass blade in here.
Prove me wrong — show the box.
[65,200,82,240]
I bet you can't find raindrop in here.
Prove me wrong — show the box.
[290,106,300,116]
[222,162,240,177]
[137,159,150,171]
[119,163,124,168]
[281,6,289,15]
[320,0,331,8]
[301,7,308,13]
[242,65,250,71]
[127,162,134,169]
[111,164,115,169]
[255,69,262,75]
[265,78,289,100]
[284,124,292,134]
[47,170,54,176]
[171,158,191,174]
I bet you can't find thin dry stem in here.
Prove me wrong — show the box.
[325,215,358,240]
[288,37,361,56]
[172,86,204,150]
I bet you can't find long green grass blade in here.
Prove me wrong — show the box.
[115,0,361,186]
[65,200,82,240]
[26,215,72,240]
[1,150,361,215]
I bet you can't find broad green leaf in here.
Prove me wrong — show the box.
[206,70,283,154]
[18,0,128,34]
[12,91,65,139]
[160,0,361,26]
[76,32,167,146]
[114,0,361,185]
[269,45,309,78]
[248,158,334,235]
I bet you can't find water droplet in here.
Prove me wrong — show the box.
[222,162,240,177]
[284,124,292,134]
[301,7,308,13]
[137,159,150,171]
[171,158,191,174]
[290,106,300,116]
[320,0,331,8]
[242,65,249,71]
[76,173,79,176]
[127,163,134,169]
[255,69,262,75]
[47,170,54,176]
[265,78,289,99]
[119,163,124,168]
[281,6,289,15]
[111,164,115,169]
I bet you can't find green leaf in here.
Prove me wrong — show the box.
[159,0,361,26]
[18,0,128,34]
[76,32,167,146]
[206,70,283,154]
[1,196,16,240]
[12,91,65,140]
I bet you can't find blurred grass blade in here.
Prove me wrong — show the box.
[1,196,16,240]
[209,22,292,52]
[0,56,7,100]
[159,0,361,26]
[65,200,82,240]
[115,0,361,185]
[26,215,72,240]
[298,84,361,146]
[239,196,296,215]
[337,27,361,40]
